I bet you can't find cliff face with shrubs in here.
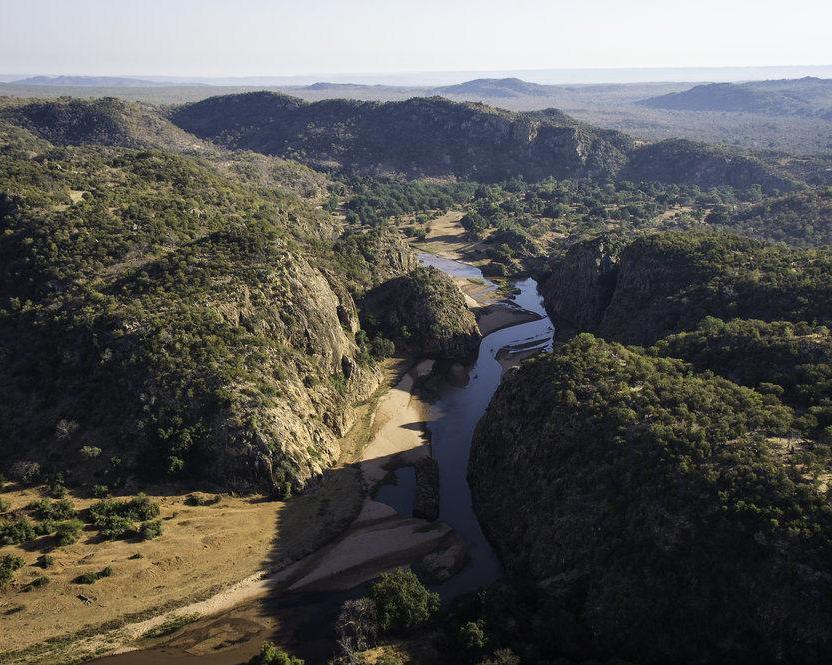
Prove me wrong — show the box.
[0,123,412,494]
[542,231,832,345]
[469,334,832,664]
[360,266,481,363]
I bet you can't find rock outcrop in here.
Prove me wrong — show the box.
[542,231,832,345]
[361,266,481,362]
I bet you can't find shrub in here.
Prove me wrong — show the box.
[184,493,221,507]
[0,517,36,545]
[23,575,49,592]
[73,566,112,584]
[97,514,135,540]
[139,520,163,540]
[92,484,109,498]
[79,445,102,459]
[479,649,520,665]
[248,642,304,665]
[37,554,55,568]
[370,567,440,633]
[0,498,9,512]
[0,553,24,588]
[55,519,84,546]
[26,498,76,521]
[73,571,99,585]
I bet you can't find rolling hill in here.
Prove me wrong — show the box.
[640,77,832,119]
[171,91,798,192]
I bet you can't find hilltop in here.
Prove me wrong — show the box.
[640,77,832,119]
[172,91,797,192]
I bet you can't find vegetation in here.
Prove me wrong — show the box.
[73,565,113,585]
[141,613,201,639]
[248,642,304,665]
[370,568,440,634]
[707,187,832,247]
[470,334,832,664]
[172,92,796,192]
[361,267,480,362]
[0,553,24,588]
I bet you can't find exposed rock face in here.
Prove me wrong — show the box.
[540,236,621,329]
[360,266,481,362]
[469,334,832,664]
[542,232,832,345]
[0,140,388,494]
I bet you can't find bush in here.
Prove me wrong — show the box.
[479,649,520,665]
[91,484,109,498]
[183,493,221,507]
[23,575,49,592]
[79,445,102,459]
[0,498,9,512]
[55,519,84,546]
[377,657,404,665]
[0,517,36,545]
[26,498,76,521]
[0,553,24,588]
[97,514,135,540]
[370,567,440,633]
[73,566,112,584]
[37,554,55,568]
[139,520,163,540]
[90,494,161,539]
[248,641,304,665]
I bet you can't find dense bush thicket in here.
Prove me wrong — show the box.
[707,187,832,247]
[470,334,832,664]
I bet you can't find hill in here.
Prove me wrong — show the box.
[171,91,797,192]
[640,77,832,119]
[12,75,172,88]
[469,333,832,664]
[542,231,832,344]
[435,77,555,98]
[0,126,412,494]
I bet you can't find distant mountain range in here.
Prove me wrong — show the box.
[12,75,184,87]
[640,77,832,119]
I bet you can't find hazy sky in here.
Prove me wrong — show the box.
[1,0,830,77]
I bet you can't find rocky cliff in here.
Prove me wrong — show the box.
[360,266,480,362]
[542,231,832,345]
[469,334,832,664]
[0,131,412,494]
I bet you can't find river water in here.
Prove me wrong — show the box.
[378,253,555,596]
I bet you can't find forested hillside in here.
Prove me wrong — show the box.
[470,334,832,665]
[171,92,797,192]
[0,122,411,494]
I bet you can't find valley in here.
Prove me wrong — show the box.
[1,70,832,665]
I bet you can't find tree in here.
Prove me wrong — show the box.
[370,567,440,633]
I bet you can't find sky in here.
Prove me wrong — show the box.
[1,0,830,79]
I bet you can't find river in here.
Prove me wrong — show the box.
[377,253,554,597]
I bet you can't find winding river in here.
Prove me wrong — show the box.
[378,253,555,596]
